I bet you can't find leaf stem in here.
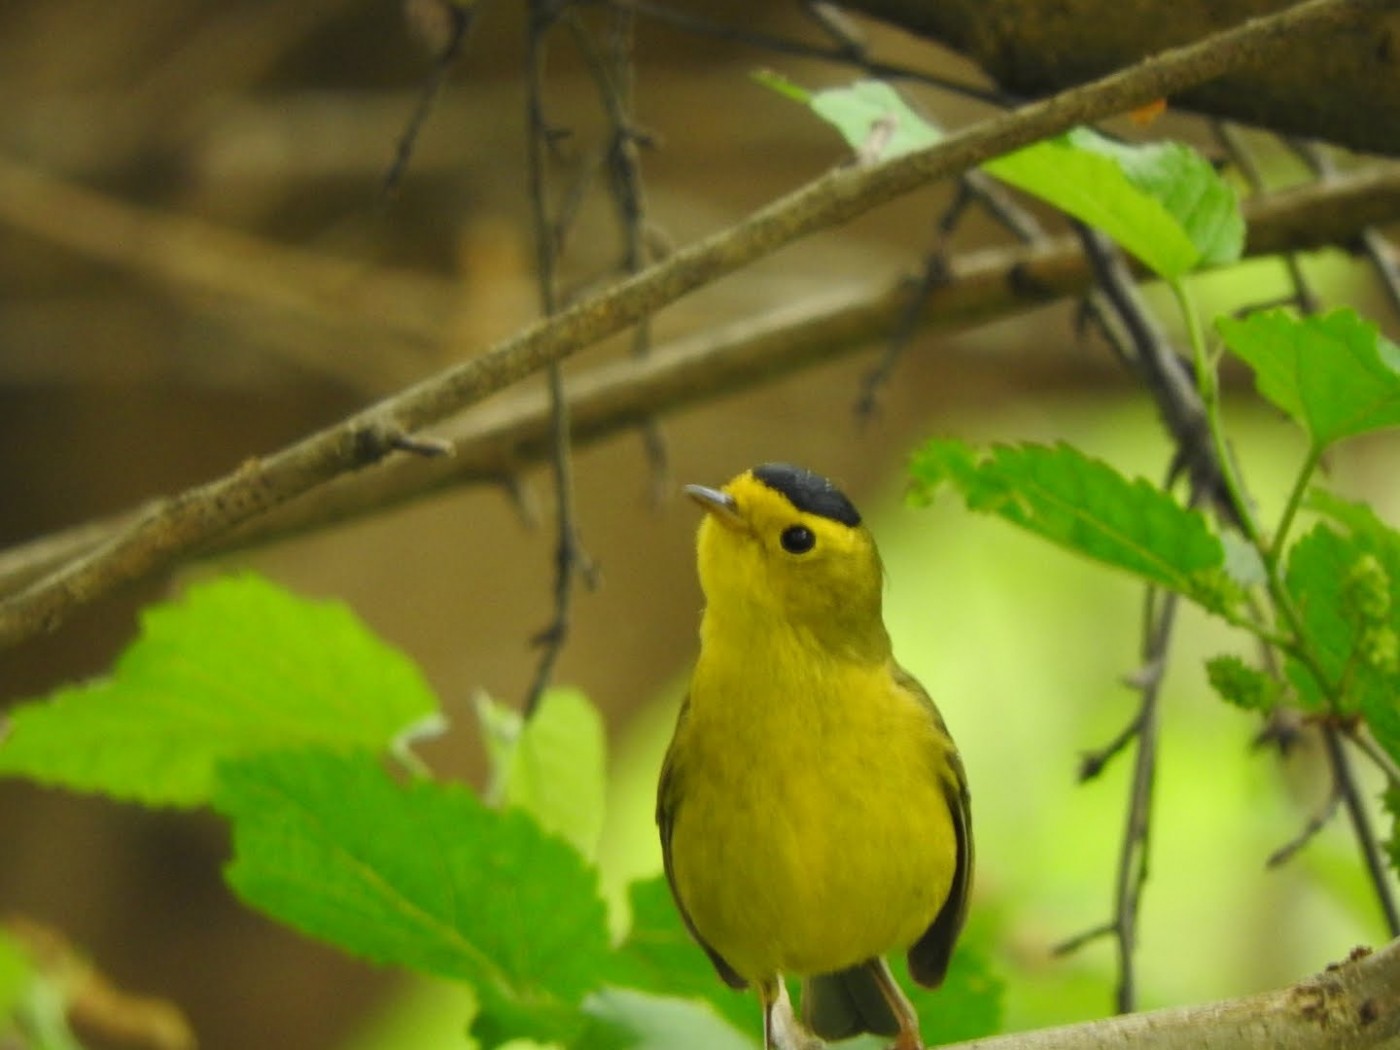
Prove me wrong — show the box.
[1269,443,1324,569]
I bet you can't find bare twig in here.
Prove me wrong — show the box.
[1323,726,1400,935]
[2,159,1399,623]
[522,1,597,720]
[857,165,1047,420]
[386,0,477,195]
[1212,123,1320,314]
[567,8,671,501]
[1268,780,1344,868]
[1289,138,1400,322]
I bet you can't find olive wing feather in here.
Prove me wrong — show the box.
[893,666,974,988]
[656,695,748,990]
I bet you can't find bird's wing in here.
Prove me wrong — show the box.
[893,665,975,988]
[656,695,749,990]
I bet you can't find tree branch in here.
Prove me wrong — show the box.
[947,939,1400,1049]
[1,161,1399,617]
[0,0,1361,647]
[835,0,1400,157]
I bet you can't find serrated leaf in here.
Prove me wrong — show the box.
[1300,492,1400,761]
[1284,524,1400,722]
[1218,308,1400,449]
[0,574,442,807]
[476,688,608,860]
[768,79,1239,278]
[910,439,1235,611]
[214,750,610,1046]
[1205,654,1281,712]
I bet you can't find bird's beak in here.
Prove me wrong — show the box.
[684,484,745,528]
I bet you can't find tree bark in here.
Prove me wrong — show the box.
[838,0,1400,156]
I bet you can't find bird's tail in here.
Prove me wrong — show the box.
[801,959,901,1040]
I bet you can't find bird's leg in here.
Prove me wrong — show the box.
[760,977,824,1050]
[867,963,924,1050]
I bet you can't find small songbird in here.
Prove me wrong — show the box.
[657,464,972,1050]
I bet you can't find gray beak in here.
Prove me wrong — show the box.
[684,484,745,527]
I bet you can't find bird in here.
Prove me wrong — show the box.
[657,463,972,1050]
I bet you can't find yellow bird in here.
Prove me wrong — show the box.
[657,464,972,1050]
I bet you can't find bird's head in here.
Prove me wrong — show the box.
[687,463,889,661]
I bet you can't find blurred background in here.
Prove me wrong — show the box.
[2,2,1398,1048]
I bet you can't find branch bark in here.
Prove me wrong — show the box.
[0,0,1384,649]
[837,0,1400,157]
[947,939,1400,1049]
[2,161,1399,609]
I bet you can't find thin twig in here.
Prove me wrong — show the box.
[1347,723,1400,789]
[1211,123,1320,314]
[523,0,596,720]
[386,0,477,195]
[1268,780,1344,868]
[857,165,1046,420]
[0,0,1386,646]
[567,8,670,502]
[1289,137,1400,322]
[1322,725,1400,935]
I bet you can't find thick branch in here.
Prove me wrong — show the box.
[1,162,1399,605]
[837,0,1400,157]
[948,939,1400,1049]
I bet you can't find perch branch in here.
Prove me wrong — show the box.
[948,938,1400,1049]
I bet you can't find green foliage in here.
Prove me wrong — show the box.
[908,439,1238,613]
[0,931,29,1025]
[215,749,611,1047]
[1217,308,1400,450]
[0,574,442,806]
[477,688,607,860]
[0,571,1002,1048]
[609,875,757,1037]
[1205,654,1281,713]
[759,76,1241,279]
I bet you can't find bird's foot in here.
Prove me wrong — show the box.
[764,979,826,1050]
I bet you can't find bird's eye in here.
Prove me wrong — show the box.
[780,525,816,554]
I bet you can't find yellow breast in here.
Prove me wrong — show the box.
[666,642,959,983]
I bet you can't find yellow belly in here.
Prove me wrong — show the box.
[668,659,958,982]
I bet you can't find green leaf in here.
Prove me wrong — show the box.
[214,750,611,1046]
[903,933,1003,1045]
[607,875,758,1038]
[476,688,608,861]
[988,129,1241,278]
[1301,491,1400,761]
[1283,524,1400,723]
[0,574,443,807]
[583,990,755,1050]
[909,439,1236,612]
[808,79,942,163]
[767,78,1240,278]
[608,877,1002,1046]
[1205,654,1281,712]
[0,931,30,1022]
[1217,308,1400,449]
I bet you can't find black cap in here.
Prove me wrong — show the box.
[751,463,861,527]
